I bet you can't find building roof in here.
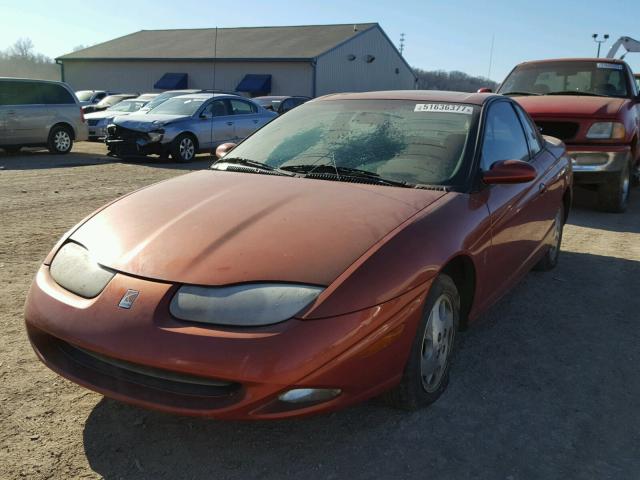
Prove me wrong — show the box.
[58,23,378,61]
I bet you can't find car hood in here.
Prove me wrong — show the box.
[514,95,626,118]
[69,171,446,286]
[113,113,188,131]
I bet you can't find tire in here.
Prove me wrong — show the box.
[534,204,564,271]
[171,134,197,163]
[47,125,73,154]
[386,274,460,410]
[597,164,630,213]
[3,146,21,154]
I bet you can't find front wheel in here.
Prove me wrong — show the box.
[597,164,630,213]
[171,134,197,163]
[534,204,564,271]
[47,125,73,154]
[386,274,460,410]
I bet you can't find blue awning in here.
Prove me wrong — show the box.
[236,74,271,93]
[154,73,188,90]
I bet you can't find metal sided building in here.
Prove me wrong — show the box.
[56,23,416,97]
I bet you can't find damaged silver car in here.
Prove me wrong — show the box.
[105,93,276,162]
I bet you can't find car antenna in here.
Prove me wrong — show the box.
[210,26,218,158]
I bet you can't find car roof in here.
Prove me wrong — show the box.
[515,57,628,67]
[315,90,497,106]
[171,93,248,100]
[255,96,288,101]
[160,89,203,94]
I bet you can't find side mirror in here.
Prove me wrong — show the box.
[215,142,237,159]
[482,160,537,184]
[477,87,493,93]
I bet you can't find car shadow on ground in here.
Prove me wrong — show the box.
[82,249,640,480]
[569,186,640,234]
[0,148,214,172]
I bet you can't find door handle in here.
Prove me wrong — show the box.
[253,119,259,124]
[227,121,234,126]
[7,110,16,115]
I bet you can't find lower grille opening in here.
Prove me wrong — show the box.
[28,325,243,412]
[58,341,239,398]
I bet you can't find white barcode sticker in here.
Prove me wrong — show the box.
[597,62,623,70]
[414,103,474,114]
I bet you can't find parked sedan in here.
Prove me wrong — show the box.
[85,99,150,141]
[105,93,276,161]
[75,90,108,106]
[82,94,139,114]
[253,95,310,114]
[25,91,572,419]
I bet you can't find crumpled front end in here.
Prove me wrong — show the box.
[105,124,166,157]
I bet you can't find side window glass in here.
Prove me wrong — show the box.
[514,104,542,158]
[481,102,530,170]
[206,100,229,117]
[41,84,75,104]
[280,99,295,113]
[230,99,256,115]
[0,81,21,105]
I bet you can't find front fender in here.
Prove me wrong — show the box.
[303,192,491,319]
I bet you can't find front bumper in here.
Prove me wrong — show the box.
[105,125,165,156]
[567,145,631,184]
[25,265,427,419]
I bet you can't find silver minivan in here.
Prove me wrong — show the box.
[0,78,88,154]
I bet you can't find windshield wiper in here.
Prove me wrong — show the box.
[212,157,295,177]
[546,91,607,97]
[280,164,409,187]
[214,157,276,171]
[500,91,541,96]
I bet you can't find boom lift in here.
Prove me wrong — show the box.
[606,36,640,59]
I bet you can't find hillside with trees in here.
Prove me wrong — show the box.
[0,38,60,81]
[414,68,498,92]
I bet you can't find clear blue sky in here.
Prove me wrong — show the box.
[1,0,638,81]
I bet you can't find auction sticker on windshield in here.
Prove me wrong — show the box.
[597,63,623,70]
[414,103,474,114]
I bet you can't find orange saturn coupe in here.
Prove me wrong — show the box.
[25,91,572,419]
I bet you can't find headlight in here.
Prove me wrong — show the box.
[170,283,324,326]
[49,242,115,298]
[586,122,625,139]
[147,130,164,142]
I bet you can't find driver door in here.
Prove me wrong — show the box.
[479,100,549,307]
[194,100,236,149]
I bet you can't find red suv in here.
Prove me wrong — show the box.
[496,58,640,212]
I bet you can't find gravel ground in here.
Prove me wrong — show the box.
[1,143,639,480]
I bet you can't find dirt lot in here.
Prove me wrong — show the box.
[1,143,639,479]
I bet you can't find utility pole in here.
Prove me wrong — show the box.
[488,34,495,80]
[592,33,609,57]
[399,33,405,56]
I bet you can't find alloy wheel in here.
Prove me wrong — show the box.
[548,208,563,263]
[54,131,71,152]
[420,294,455,393]
[179,137,195,161]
